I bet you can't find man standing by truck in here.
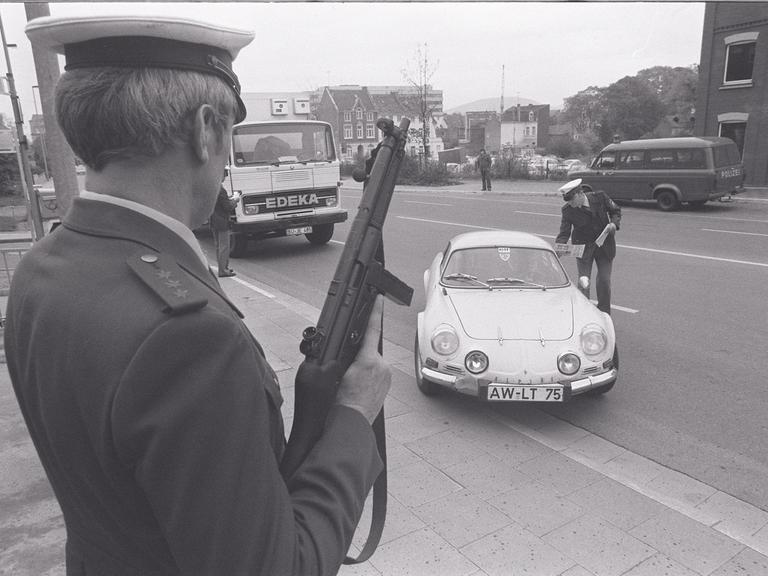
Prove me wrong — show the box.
[211,176,239,277]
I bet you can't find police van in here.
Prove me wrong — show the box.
[224,120,347,255]
[569,137,745,211]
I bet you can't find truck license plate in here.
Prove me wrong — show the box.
[487,385,563,402]
[286,226,312,236]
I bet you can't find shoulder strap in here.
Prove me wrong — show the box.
[343,312,387,565]
[127,252,208,315]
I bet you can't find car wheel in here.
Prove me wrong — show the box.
[306,224,334,245]
[230,233,248,258]
[414,333,441,396]
[656,190,680,211]
[591,346,618,395]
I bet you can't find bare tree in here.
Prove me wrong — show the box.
[401,43,439,164]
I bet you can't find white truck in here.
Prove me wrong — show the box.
[224,120,347,256]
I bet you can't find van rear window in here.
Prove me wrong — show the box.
[713,143,741,168]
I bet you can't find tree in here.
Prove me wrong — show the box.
[636,65,698,119]
[561,86,605,137]
[598,76,665,142]
[402,43,439,164]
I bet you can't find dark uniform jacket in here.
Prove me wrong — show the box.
[556,190,622,260]
[210,186,238,232]
[5,197,382,576]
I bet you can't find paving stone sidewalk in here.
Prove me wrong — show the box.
[2,265,768,576]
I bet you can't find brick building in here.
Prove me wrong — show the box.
[695,2,768,186]
[314,85,445,161]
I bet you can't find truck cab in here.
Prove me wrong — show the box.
[224,120,347,255]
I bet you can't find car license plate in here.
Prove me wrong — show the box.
[487,385,563,402]
[286,226,312,236]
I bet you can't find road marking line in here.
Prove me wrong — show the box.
[397,215,768,268]
[514,210,560,217]
[230,276,275,298]
[702,228,768,237]
[405,200,454,207]
[590,300,639,314]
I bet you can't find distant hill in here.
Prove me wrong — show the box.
[445,96,540,115]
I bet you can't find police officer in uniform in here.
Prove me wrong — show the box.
[6,14,389,575]
[555,178,622,314]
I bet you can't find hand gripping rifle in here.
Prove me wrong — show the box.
[280,118,413,564]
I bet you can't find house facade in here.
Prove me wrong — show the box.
[695,2,768,186]
[314,85,445,162]
[500,104,550,154]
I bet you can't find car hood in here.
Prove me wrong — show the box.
[448,289,574,341]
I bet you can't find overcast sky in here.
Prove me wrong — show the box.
[0,2,705,124]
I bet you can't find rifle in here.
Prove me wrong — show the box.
[280,117,413,564]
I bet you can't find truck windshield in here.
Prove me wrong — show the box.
[232,123,336,166]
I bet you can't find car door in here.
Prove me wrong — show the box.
[610,149,647,200]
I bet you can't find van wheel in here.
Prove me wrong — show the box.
[656,190,680,211]
[415,334,441,396]
[230,233,248,258]
[306,224,334,245]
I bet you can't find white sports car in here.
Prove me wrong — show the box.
[415,230,618,402]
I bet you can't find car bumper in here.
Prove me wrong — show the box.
[420,366,618,400]
[232,209,347,236]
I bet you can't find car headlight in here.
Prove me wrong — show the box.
[430,325,459,356]
[465,350,488,374]
[243,204,259,215]
[558,353,581,375]
[580,324,607,355]
[325,196,338,207]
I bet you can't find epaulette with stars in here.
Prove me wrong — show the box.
[127,252,208,315]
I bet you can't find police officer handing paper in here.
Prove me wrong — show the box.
[555,178,622,315]
[6,14,390,575]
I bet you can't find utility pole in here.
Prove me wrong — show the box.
[500,65,505,115]
[0,10,44,240]
[26,2,79,219]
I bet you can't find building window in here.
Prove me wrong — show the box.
[366,124,375,138]
[356,109,363,120]
[356,123,364,139]
[528,111,535,122]
[718,113,748,157]
[367,112,375,122]
[344,124,353,139]
[531,126,536,136]
[344,111,352,122]
[723,32,758,85]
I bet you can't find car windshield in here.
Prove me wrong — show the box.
[232,123,336,166]
[441,246,569,289]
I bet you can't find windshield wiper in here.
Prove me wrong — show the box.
[443,273,490,288]
[486,277,546,290]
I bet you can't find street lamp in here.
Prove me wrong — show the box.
[0,10,44,240]
[31,85,49,179]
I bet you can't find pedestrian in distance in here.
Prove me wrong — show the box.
[211,176,239,277]
[555,178,622,314]
[475,148,492,191]
[7,13,391,576]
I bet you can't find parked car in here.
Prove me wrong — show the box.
[563,159,588,174]
[415,230,618,402]
[569,137,745,210]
